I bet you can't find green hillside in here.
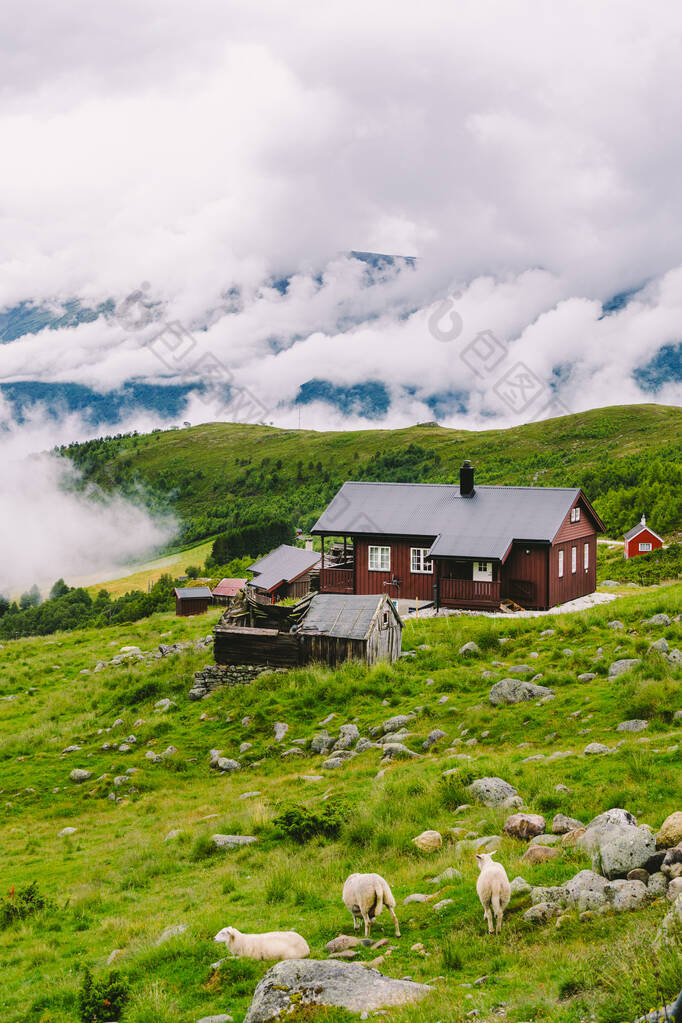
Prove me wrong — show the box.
[1,583,681,1022]
[60,404,682,547]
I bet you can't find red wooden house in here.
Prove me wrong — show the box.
[311,461,605,611]
[623,516,664,559]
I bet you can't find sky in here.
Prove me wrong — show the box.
[1,0,681,590]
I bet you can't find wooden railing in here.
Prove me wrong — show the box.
[439,578,501,606]
[320,567,355,593]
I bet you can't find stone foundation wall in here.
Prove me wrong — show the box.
[189,664,273,700]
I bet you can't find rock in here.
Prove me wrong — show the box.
[650,638,670,654]
[584,743,612,755]
[144,751,162,765]
[69,769,92,783]
[607,620,624,630]
[661,842,682,879]
[627,868,650,883]
[404,893,431,904]
[211,834,257,850]
[423,729,447,751]
[656,812,682,849]
[197,1015,234,1023]
[334,724,360,750]
[667,877,682,901]
[530,885,566,906]
[381,714,415,734]
[578,673,597,682]
[311,731,334,754]
[165,829,182,841]
[239,791,261,800]
[154,698,177,712]
[459,641,481,656]
[564,870,609,910]
[62,745,82,754]
[552,814,585,835]
[274,722,289,742]
[588,808,638,829]
[242,959,431,1022]
[433,899,454,912]
[216,758,241,772]
[489,678,554,705]
[156,923,187,944]
[604,879,648,912]
[355,738,379,753]
[648,872,668,898]
[655,893,682,945]
[523,902,561,924]
[608,659,640,677]
[58,826,77,837]
[529,833,562,847]
[617,719,649,732]
[504,813,546,840]
[413,830,442,853]
[322,757,346,769]
[325,935,370,953]
[579,821,656,879]
[239,742,252,754]
[468,777,518,808]
[644,613,671,626]
[382,742,420,760]
[521,845,560,864]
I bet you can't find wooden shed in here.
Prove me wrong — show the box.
[213,591,402,668]
[248,544,321,603]
[174,586,212,616]
[212,578,248,606]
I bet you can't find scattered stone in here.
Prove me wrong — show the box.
[523,902,561,924]
[521,845,560,864]
[325,935,370,953]
[69,769,92,783]
[617,719,649,732]
[459,641,480,656]
[644,613,671,626]
[656,893,682,945]
[584,742,612,755]
[656,812,682,849]
[211,834,257,850]
[552,813,585,834]
[468,777,518,808]
[165,830,182,842]
[216,758,241,772]
[381,714,416,735]
[607,620,624,630]
[197,1015,234,1023]
[667,877,682,901]
[355,738,379,753]
[239,791,261,800]
[423,729,447,751]
[504,813,546,841]
[661,842,682,879]
[239,742,252,754]
[311,731,334,754]
[62,745,82,754]
[58,826,77,837]
[564,870,610,910]
[334,724,360,750]
[530,885,566,906]
[489,678,554,705]
[578,673,597,682]
[648,872,668,898]
[107,949,123,965]
[154,698,177,712]
[608,658,640,677]
[413,830,442,853]
[274,722,289,742]
[242,959,432,1022]
[578,816,656,879]
[650,638,670,654]
[429,867,462,885]
[156,923,187,944]
[404,893,432,904]
[604,879,648,912]
[433,899,454,912]
[382,742,420,760]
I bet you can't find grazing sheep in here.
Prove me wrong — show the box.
[475,852,511,935]
[214,925,310,961]
[342,872,401,938]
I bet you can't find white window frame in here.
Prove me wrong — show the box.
[570,506,581,523]
[584,542,589,571]
[571,546,577,574]
[410,547,433,574]
[368,545,391,572]
[639,541,652,552]
[558,550,564,578]
[473,560,493,582]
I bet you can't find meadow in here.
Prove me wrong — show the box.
[0,583,680,1023]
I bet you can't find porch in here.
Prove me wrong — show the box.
[320,566,355,593]
[438,577,502,608]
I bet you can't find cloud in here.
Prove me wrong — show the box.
[0,398,176,596]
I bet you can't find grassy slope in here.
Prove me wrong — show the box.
[1,586,681,1023]
[79,540,215,598]
[67,403,682,540]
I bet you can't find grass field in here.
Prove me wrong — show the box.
[78,539,215,598]
[0,582,680,1023]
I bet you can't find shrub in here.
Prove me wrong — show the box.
[190,835,221,861]
[77,966,129,1023]
[273,802,349,843]
[440,770,474,810]
[0,881,51,929]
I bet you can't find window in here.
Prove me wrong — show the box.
[558,550,564,578]
[570,506,581,523]
[368,545,390,571]
[571,546,577,573]
[584,542,589,570]
[410,547,433,574]
[639,542,652,552]
[473,560,493,582]
[382,610,389,627]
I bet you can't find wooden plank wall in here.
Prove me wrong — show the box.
[353,535,437,601]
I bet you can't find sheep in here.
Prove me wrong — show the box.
[342,872,400,938]
[475,851,511,934]
[214,925,310,961]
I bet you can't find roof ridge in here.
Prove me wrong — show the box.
[341,480,580,493]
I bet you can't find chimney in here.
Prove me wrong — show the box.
[304,537,314,551]
[641,514,646,527]
[460,459,475,497]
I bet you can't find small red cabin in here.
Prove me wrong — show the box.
[623,516,664,559]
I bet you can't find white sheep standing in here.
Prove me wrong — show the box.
[214,925,310,961]
[475,851,511,934]
[342,872,401,938]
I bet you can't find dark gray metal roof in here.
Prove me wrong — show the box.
[249,544,321,592]
[174,586,212,599]
[624,519,662,542]
[297,592,402,640]
[312,481,585,561]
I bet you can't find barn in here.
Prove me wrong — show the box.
[248,544,321,603]
[312,461,606,611]
[624,516,664,559]
[213,591,402,667]
[212,578,248,606]
[174,586,212,616]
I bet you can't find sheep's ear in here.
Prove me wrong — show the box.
[475,853,482,863]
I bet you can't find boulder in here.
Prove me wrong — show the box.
[608,659,640,677]
[521,845,560,864]
[334,724,360,750]
[429,867,462,885]
[552,814,585,835]
[604,879,648,912]
[69,769,92,783]
[644,613,671,626]
[661,842,682,879]
[156,923,187,944]
[508,876,532,907]
[607,620,624,630]
[242,959,432,1022]
[58,826,78,837]
[578,673,597,682]
[667,877,682,902]
[459,641,480,656]
[655,893,682,946]
[382,742,420,760]
[504,813,546,841]
[216,758,241,773]
[579,823,657,879]
[650,638,669,654]
[468,777,518,808]
[523,902,561,924]
[616,719,649,732]
[584,743,612,755]
[564,870,609,910]
[412,830,442,853]
[311,731,334,754]
[273,722,289,742]
[588,808,638,829]
[355,738,379,753]
[529,833,562,847]
[656,813,682,849]
[648,872,669,899]
[489,678,554,706]
[627,868,650,883]
[530,885,567,907]
[635,990,682,1023]
[211,834,257,850]
[423,729,447,751]
[325,935,370,953]
[381,714,415,735]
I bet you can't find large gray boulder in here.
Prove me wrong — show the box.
[579,822,657,879]
[334,724,360,750]
[564,870,609,911]
[489,678,554,706]
[380,714,415,735]
[310,731,334,754]
[655,893,682,946]
[661,842,682,879]
[468,777,518,808]
[211,834,257,850]
[504,813,546,840]
[635,988,682,1022]
[242,959,432,1022]
[604,879,649,912]
[552,813,585,835]
[608,658,640,677]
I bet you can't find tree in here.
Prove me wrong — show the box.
[0,596,9,619]
[49,579,70,600]
[185,565,201,579]
[19,585,41,610]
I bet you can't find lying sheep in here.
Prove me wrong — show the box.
[342,872,400,938]
[475,852,511,934]
[214,925,310,961]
